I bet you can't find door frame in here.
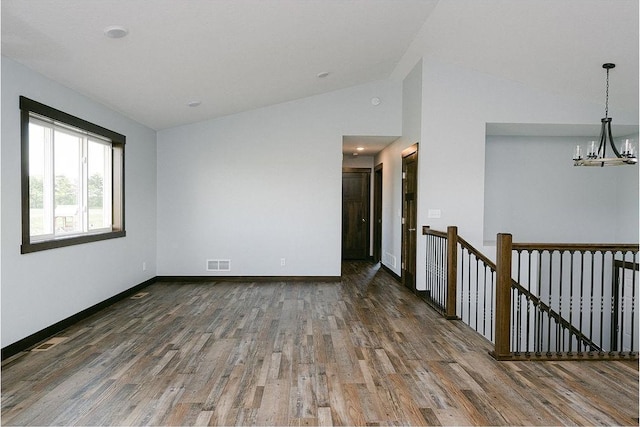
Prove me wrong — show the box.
[401,143,418,291]
[373,163,383,263]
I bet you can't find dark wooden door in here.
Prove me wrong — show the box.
[342,168,370,260]
[401,144,418,291]
[373,164,383,263]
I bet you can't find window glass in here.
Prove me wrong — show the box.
[53,129,82,236]
[88,139,112,231]
[28,122,53,236]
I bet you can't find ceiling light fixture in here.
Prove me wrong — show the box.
[104,25,129,39]
[187,100,202,107]
[317,71,330,79]
[356,147,364,151]
[573,63,637,167]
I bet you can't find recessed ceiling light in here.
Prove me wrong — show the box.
[187,100,202,107]
[371,97,381,106]
[317,71,330,79]
[356,147,364,151]
[104,25,129,39]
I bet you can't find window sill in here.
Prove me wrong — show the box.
[21,230,126,254]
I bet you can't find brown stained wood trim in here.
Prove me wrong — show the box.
[422,225,447,238]
[21,231,126,254]
[423,226,497,270]
[458,235,498,270]
[380,263,402,282]
[614,259,640,270]
[19,97,126,143]
[512,243,639,252]
[401,143,418,158]
[155,276,341,283]
[342,167,371,173]
[19,96,127,254]
[492,352,638,361]
[493,233,513,359]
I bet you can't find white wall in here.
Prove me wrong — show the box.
[156,80,401,276]
[1,57,158,347]
[375,60,422,276]
[485,134,639,243]
[342,154,374,169]
[413,59,638,290]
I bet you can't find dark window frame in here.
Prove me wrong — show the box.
[20,96,126,254]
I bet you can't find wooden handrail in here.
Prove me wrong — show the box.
[512,243,639,252]
[457,235,497,271]
[422,226,447,238]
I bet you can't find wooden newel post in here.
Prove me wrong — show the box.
[492,233,513,360]
[446,226,458,319]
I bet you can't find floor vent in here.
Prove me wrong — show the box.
[207,259,231,271]
[32,337,67,352]
[130,292,149,300]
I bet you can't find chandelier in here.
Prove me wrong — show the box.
[573,63,637,167]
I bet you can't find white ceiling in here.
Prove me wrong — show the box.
[2,0,638,139]
[342,135,399,156]
[1,0,437,130]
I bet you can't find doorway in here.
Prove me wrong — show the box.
[342,168,371,260]
[373,164,383,263]
[401,144,418,291]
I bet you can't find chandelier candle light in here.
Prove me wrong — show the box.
[573,63,637,167]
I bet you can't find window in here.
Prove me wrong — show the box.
[20,96,125,253]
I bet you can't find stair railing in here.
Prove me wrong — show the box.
[422,226,639,360]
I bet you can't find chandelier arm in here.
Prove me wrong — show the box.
[606,119,622,158]
[597,120,607,157]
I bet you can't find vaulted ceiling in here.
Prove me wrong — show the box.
[3,0,638,131]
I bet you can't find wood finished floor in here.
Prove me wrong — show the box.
[2,262,638,426]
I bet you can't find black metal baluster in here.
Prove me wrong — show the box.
[556,250,562,355]
[617,252,625,355]
[546,250,553,357]
[631,252,637,355]
[482,264,487,335]
[589,251,596,355]
[460,247,465,322]
[442,237,446,310]
[536,250,543,357]
[525,250,532,356]
[475,257,479,331]
[599,251,606,355]
[468,251,472,326]
[568,251,575,356]
[515,250,522,355]
[425,236,430,301]
[578,251,585,356]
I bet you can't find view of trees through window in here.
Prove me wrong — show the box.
[27,118,112,239]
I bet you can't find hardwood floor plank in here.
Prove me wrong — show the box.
[2,262,637,426]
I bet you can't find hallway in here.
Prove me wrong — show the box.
[2,262,638,425]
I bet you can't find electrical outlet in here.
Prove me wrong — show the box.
[142,261,147,271]
[280,258,286,266]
